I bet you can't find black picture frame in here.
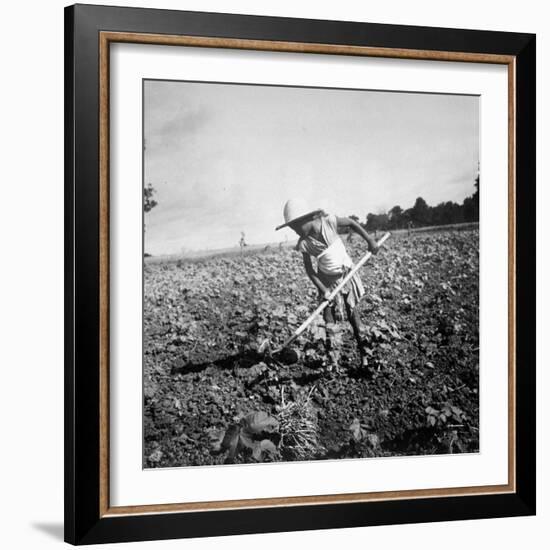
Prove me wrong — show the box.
[65,3,536,545]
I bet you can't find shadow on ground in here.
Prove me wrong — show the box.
[30,522,64,542]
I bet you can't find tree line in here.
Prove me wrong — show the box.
[361,174,479,232]
[145,173,479,236]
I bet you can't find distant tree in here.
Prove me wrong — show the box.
[365,213,376,231]
[144,183,158,213]
[411,197,431,226]
[432,201,463,225]
[403,215,412,229]
[362,170,480,232]
[365,212,389,232]
[462,196,475,221]
[388,205,403,229]
[388,205,403,218]
[431,202,445,225]
[462,171,480,222]
[473,172,480,214]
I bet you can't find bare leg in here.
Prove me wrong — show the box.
[345,301,363,345]
[323,305,340,368]
[345,301,369,367]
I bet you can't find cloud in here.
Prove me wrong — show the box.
[143,81,479,255]
[145,105,210,155]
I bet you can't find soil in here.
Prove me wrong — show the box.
[143,229,479,468]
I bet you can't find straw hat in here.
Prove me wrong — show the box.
[275,199,323,231]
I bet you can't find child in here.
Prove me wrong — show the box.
[276,198,379,369]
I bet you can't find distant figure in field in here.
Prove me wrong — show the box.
[407,220,414,237]
[239,232,247,254]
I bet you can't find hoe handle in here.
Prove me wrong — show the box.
[277,232,391,351]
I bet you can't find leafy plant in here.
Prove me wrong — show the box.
[425,402,466,427]
[213,411,279,464]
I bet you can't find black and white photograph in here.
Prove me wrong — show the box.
[142,79,480,469]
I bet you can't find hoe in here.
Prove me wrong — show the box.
[264,232,391,363]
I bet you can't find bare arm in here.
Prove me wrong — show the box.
[302,253,331,300]
[336,216,379,254]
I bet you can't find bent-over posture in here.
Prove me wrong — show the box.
[276,199,378,369]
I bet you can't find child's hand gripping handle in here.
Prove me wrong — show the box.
[275,232,391,353]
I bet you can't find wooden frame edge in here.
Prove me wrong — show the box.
[507,57,517,493]
[98,31,517,518]
[103,484,515,517]
[99,31,110,518]
[100,31,514,64]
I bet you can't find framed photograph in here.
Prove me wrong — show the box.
[64,4,536,545]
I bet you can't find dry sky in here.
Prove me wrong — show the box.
[144,80,479,255]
